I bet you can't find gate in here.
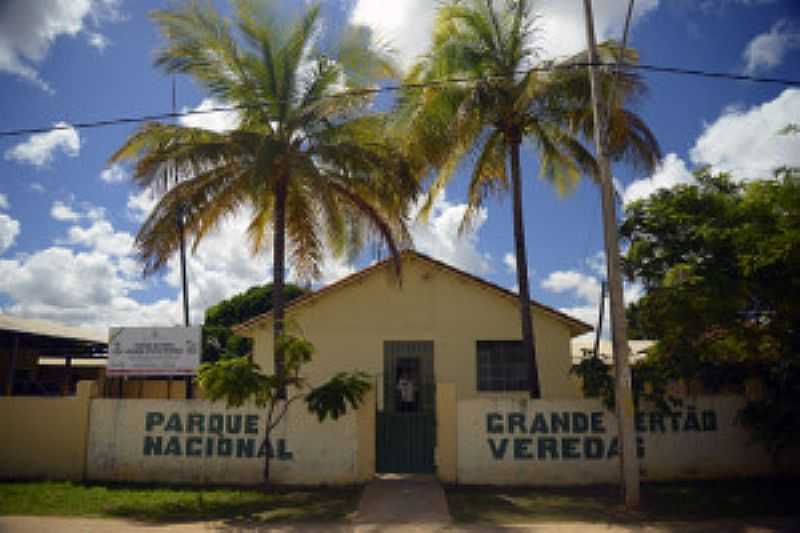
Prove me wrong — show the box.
[376,341,436,474]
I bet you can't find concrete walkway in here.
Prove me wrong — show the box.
[352,474,452,532]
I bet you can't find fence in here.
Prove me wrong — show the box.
[1,381,797,485]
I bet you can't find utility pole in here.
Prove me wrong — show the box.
[173,77,193,399]
[593,280,607,359]
[582,0,640,508]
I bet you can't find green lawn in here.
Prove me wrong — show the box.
[445,479,800,525]
[0,481,361,525]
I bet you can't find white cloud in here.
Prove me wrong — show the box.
[0,198,180,329]
[0,244,178,329]
[536,0,660,61]
[50,201,81,222]
[0,214,21,255]
[690,88,800,179]
[0,193,8,210]
[0,0,123,92]
[100,163,128,183]
[349,0,659,72]
[316,251,356,287]
[542,270,602,305]
[409,193,492,276]
[743,19,800,74]
[541,252,643,339]
[586,251,607,278]
[86,31,109,52]
[50,200,105,223]
[30,182,46,193]
[127,189,157,223]
[179,98,240,133]
[503,252,516,274]
[621,90,800,205]
[162,211,270,324]
[66,219,135,258]
[623,153,695,204]
[0,247,134,309]
[4,123,80,167]
[350,0,436,72]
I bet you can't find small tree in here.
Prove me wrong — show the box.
[197,334,370,483]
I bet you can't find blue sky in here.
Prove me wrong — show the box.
[0,0,798,336]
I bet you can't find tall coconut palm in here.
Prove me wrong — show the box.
[395,0,659,397]
[111,1,417,380]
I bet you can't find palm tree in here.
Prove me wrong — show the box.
[111,1,417,380]
[395,0,659,397]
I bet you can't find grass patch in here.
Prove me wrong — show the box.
[0,481,361,525]
[446,479,800,525]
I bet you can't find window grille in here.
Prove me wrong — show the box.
[476,340,529,391]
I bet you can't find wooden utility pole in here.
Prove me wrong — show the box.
[173,77,193,400]
[582,0,640,508]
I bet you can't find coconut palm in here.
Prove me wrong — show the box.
[395,0,659,397]
[111,1,417,379]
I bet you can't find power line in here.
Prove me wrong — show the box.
[1,61,799,139]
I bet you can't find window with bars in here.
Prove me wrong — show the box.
[476,340,530,391]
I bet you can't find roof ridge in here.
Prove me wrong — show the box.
[232,250,592,335]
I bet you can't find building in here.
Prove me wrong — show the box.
[571,339,656,367]
[3,252,792,485]
[233,251,591,475]
[235,251,592,401]
[0,314,107,396]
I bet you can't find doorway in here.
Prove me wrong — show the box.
[376,340,436,474]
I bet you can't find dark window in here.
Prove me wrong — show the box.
[476,341,529,391]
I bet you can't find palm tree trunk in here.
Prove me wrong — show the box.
[267,180,287,485]
[509,132,541,398]
[273,177,287,389]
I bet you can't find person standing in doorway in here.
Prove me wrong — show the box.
[396,371,417,412]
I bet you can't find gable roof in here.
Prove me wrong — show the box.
[232,251,593,337]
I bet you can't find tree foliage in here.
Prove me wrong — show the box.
[110,0,418,381]
[197,333,371,482]
[621,168,800,460]
[202,283,307,362]
[393,0,659,397]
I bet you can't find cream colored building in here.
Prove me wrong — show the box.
[235,251,591,402]
[234,251,591,475]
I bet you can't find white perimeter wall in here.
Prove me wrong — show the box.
[87,399,362,485]
[456,395,798,485]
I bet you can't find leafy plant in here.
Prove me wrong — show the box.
[197,334,371,483]
[621,168,800,465]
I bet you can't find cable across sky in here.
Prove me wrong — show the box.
[1,61,798,139]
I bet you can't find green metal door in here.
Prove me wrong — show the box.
[376,341,436,474]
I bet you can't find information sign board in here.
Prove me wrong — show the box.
[107,327,201,376]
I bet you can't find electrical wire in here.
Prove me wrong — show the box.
[606,0,636,121]
[1,61,799,139]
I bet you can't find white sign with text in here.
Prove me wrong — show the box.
[107,327,201,376]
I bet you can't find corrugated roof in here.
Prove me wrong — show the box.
[571,339,656,365]
[233,251,593,337]
[38,356,107,367]
[0,314,107,344]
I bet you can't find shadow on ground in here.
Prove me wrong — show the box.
[103,485,362,528]
[445,479,800,531]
